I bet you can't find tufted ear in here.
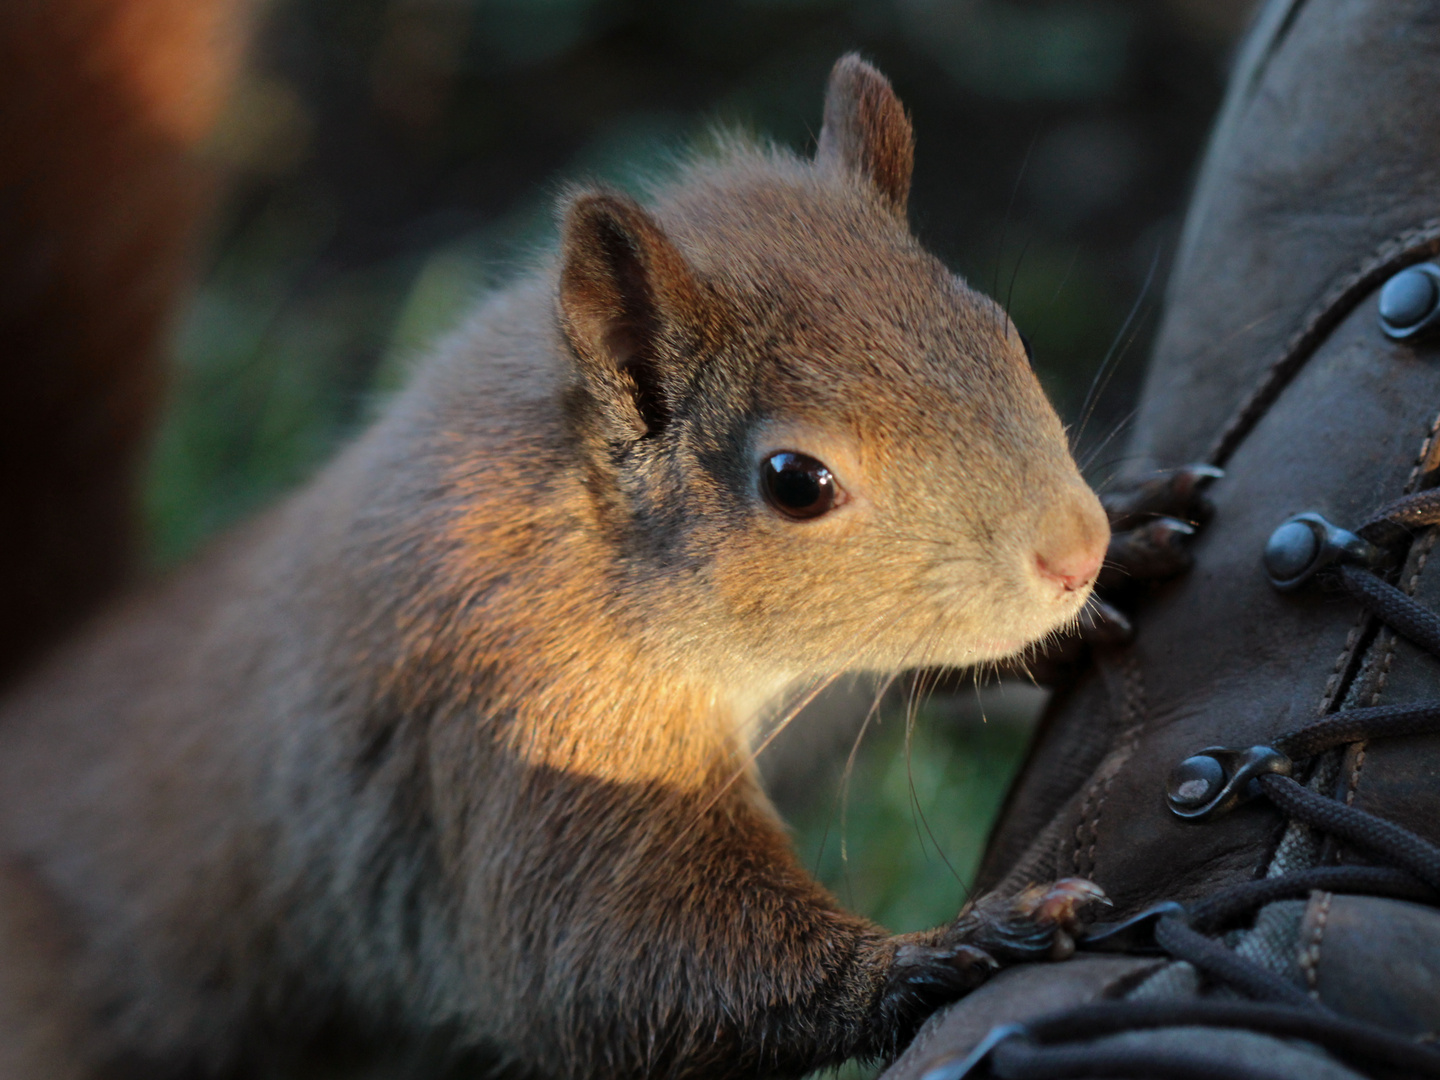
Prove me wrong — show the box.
[815,53,914,217]
[558,192,720,439]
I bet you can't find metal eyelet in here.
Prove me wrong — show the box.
[1263,512,1389,591]
[1379,263,1440,341]
[1167,745,1293,822]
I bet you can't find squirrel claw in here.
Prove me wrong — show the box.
[1102,463,1223,533]
[1099,515,1199,589]
[1099,462,1219,586]
[1013,878,1111,958]
[1078,597,1134,646]
[1014,876,1112,924]
[954,878,1110,964]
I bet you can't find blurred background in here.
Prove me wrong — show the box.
[146,0,1256,1025]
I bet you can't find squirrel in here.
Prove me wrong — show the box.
[0,7,1117,1076]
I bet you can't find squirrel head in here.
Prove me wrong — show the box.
[554,54,1107,682]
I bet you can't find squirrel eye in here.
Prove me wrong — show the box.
[761,452,840,520]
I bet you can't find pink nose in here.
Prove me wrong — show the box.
[1033,493,1109,592]
[1034,547,1104,592]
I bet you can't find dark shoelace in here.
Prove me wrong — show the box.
[922,489,1440,1080]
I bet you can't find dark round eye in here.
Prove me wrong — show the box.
[1018,332,1034,363]
[761,451,840,520]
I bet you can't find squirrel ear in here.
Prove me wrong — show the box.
[558,192,717,438]
[816,53,914,217]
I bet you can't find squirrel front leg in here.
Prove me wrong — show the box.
[470,768,1097,1078]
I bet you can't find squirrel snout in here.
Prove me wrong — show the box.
[1032,496,1109,593]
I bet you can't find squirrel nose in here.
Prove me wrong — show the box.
[1035,548,1104,591]
[1033,494,1109,592]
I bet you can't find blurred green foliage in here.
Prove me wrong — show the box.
[785,684,1042,934]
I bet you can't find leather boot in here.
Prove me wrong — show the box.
[885,2,1440,1076]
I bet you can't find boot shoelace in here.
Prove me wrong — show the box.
[923,487,1440,1080]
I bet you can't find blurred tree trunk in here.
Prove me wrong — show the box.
[0,0,250,686]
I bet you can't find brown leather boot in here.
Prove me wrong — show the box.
[885,2,1440,1077]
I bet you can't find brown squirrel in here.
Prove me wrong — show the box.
[0,7,1115,1077]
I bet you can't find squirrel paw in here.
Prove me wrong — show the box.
[871,880,1106,1047]
[1096,463,1222,598]
[879,939,1001,1034]
[955,877,1110,963]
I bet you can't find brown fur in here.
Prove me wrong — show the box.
[0,42,1107,1080]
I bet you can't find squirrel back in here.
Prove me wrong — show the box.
[0,17,1108,1079]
